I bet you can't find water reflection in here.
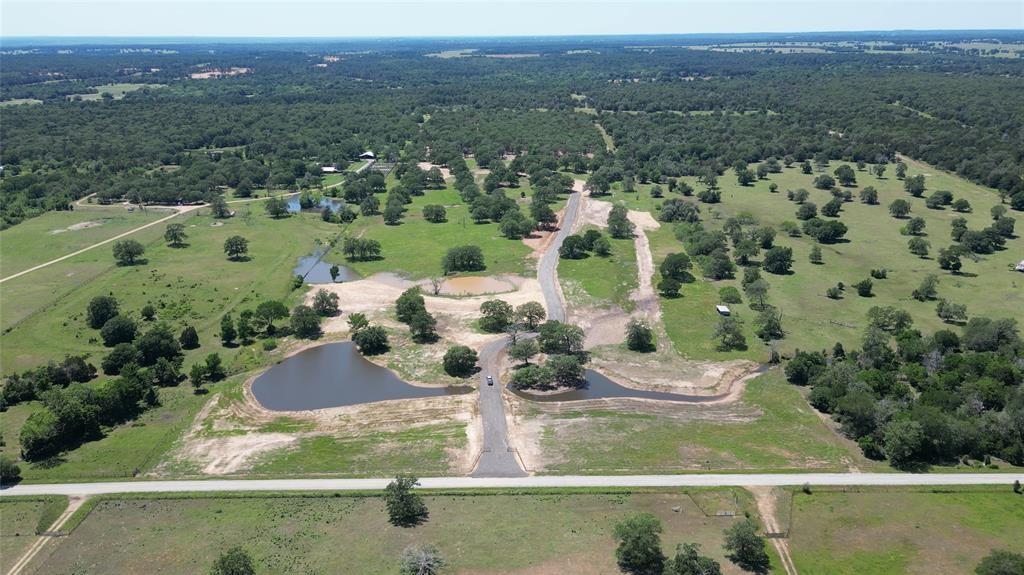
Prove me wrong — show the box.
[510,369,724,403]
[252,342,473,411]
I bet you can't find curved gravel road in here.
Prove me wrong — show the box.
[536,191,582,322]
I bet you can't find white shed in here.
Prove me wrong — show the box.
[715,305,731,316]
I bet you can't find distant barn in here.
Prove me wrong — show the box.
[358,151,376,160]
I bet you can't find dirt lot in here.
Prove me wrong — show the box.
[161,379,480,476]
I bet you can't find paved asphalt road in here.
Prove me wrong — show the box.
[471,337,529,477]
[4,473,1021,497]
[470,191,583,477]
[537,190,582,322]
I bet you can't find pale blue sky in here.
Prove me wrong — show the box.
[2,0,1021,38]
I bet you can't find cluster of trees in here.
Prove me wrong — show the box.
[0,355,96,408]
[613,512,770,575]
[785,313,1023,469]
[19,361,163,460]
[560,228,612,259]
[4,41,1024,229]
[508,320,587,390]
[81,295,189,376]
[350,313,390,356]
[395,287,438,343]
[478,299,546,334]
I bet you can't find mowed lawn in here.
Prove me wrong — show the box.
[536,371,873,474]
[1,203,337,372]
[27,490,779,575]
[558,226,638,311]
[788,488,1024,575]
[328,183,535,279]
[0,205,170,278]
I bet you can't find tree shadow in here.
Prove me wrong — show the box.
[228,255,252,263]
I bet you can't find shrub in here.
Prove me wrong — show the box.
[719,286,742,304]
[626,319,655,352]
[443,346,478,377]
[352,325,389,355]
[853,278,873,297]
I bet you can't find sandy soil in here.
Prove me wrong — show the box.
[416,161,453,182]
[49,221,104,234]
[160,378,480,476]
[313,272,545,341]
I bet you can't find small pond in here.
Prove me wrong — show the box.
[439,275,518,295]
[293,249,358,284]
[286,195,346,213]
[252,342,473,411]
[511,369,724,403]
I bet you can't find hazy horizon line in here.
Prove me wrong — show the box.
[3,28,1021,42]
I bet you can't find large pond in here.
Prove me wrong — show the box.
[511,369,724,403]
[252,342,473,411]
[293,249,358,284]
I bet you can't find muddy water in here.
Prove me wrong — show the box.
[440,275,517,295]
[252,342,472,411]
[511,369,723,403]
[293,250,357,284]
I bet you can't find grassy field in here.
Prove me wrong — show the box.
[788,487,1024,574]
[533,370,873,474]
[0,202,343,481]
[0,377,233,482]
[0,204,168,277]
[0,496,67,574]
[246,423,468,477]
[694,158,1023,355]
[327,183,534,279]
[0,98,43,107]
[27,489,779,574]
[69,83,165,101]
[558,226,638,311]
[580,158,1022,358]
[1,203,337,372]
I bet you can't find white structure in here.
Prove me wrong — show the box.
[1016,260,1024,272]
[716,305,731,316]
[320,166,339,173]
[358,151,376,160]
